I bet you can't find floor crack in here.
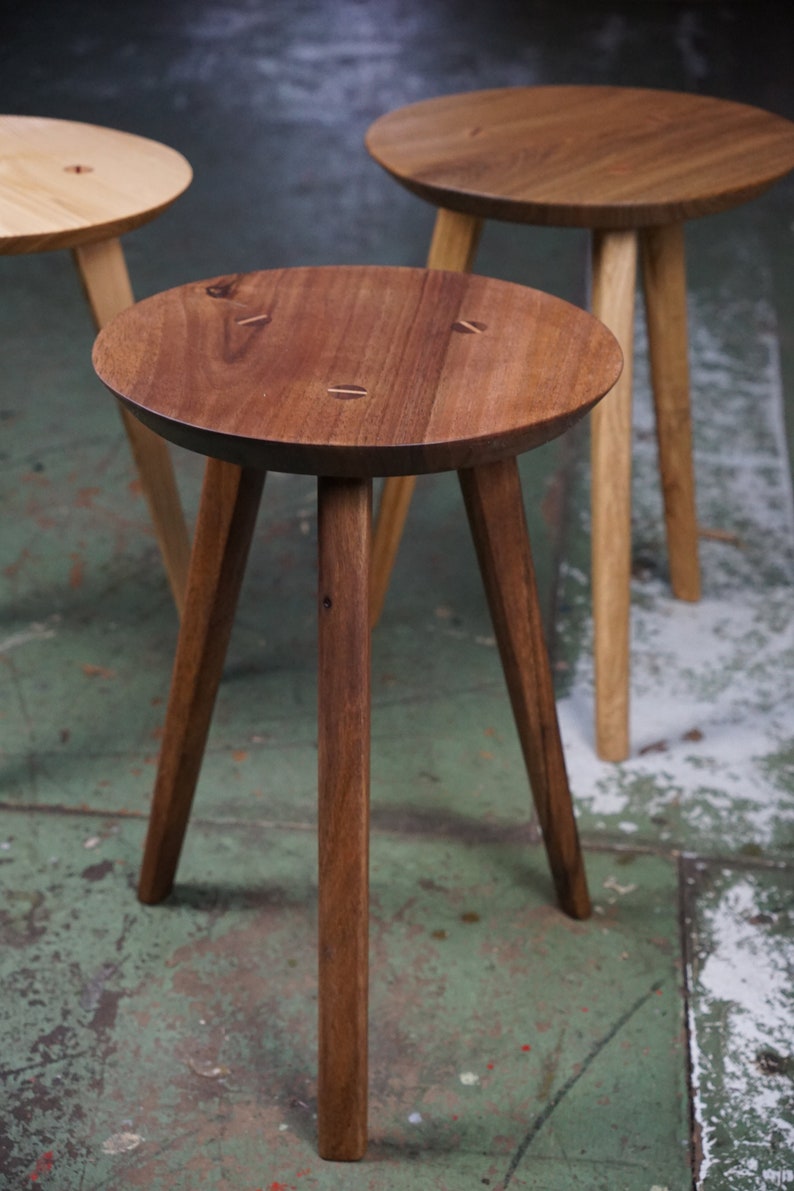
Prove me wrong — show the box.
[501,977,665,1187]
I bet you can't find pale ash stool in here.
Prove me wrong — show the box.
[0,116,193,614]
[365,85,794,761]
[93,265,622,1161]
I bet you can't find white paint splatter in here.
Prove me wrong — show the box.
[555,266,794,1184]
[0,624,56,654]
[102,1132,143,1155]
[688,873,794,1188]
[558,293,794,854]
[603,875,638,896]
[187,1057,230,1078]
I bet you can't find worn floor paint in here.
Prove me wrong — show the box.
[0,812,689,1190]
[560,250,794,858]
[1,1,793,1188]
[683,861,794,1191]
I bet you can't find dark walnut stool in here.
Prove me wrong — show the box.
[93,264,622,1161]
[365,85,794,761]
[0,116,193,614]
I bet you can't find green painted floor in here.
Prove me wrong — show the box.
[1,2,793,1188]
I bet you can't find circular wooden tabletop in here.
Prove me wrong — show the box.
[93,266,622,477]
[0,116,192,254]
[366,86,794,229]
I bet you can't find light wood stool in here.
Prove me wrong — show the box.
[0,115,193,614]
[365,86,794,761]
[93,264,622,1161]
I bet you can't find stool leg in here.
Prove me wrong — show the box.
[73,237,192,617]
[640,223,701,602]
[369,208,484,627]
[138,460,265,904]
[459,459,591,921]
[317,476,372,1161]
[590,228,638,763]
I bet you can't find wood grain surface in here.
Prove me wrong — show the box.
[640,222,701,603]
[0,116,192,254]
[590,229,638,762]
[73,236,191,616]
[366,86,794,229]
[369,209,484,623]
[138,460,265,905]
[93,265,622,477]
[459,458,591,919]
[317,476,372,1160]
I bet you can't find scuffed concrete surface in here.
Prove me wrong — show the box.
[556,226,794,1186]
[1,0,794,1186]
[0,814,689,1189]
[683,862,794,1190]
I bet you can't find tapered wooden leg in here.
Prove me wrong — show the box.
[425,207,484,273]
[640,223,701,602]
[459,459,591,920]
[590,228,638,763]
[369,208,484,627]
[137,460,265,905]
[369,472,416,626]
[317,477,372,1161]
[73,237,191,617]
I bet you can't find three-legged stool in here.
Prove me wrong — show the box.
[0,115,193,614]
[93,264,622,1160]
[365,86,794,760]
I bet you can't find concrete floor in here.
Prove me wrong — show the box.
[1,1,793,1188]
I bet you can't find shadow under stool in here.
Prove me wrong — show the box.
[93,264,622,1161]
[365,85,794,761]
[0,115,193,614]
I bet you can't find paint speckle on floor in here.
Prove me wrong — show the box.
[101,1132,143,1155]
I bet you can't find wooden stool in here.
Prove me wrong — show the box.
[365,86,794,761]
[0,115,193,615]
[93,264,622,1161]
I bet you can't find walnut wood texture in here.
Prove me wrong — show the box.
[365,86,794,230]
[370,210,484,624]
[138,460,265,904]
[0,116,192,254]
[93,266,622,478]
[317,477,372,1161]
[459,459,591,919]
[73,237,191,616]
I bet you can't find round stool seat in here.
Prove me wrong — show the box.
[0,115,193,615]
[92,265,622,475]
[366,85,794,229]
[0,115,192,255]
